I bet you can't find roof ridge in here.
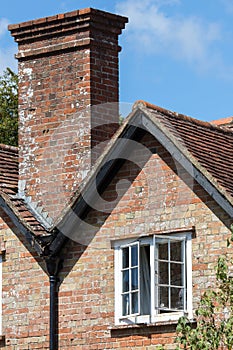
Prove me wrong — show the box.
[135,100,233,135]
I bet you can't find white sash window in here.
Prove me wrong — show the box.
[121,242,140,317]
[114,232,192,325]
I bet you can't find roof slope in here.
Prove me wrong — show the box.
[0,144,47,244]
[142,102,233,198]
[0,144,18,195]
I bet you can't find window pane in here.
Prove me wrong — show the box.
[159,286,169,309]
[121,243,140,317]
[131,292,139,314]
[158,242,168,260]
[154,236,188,314]
[122,293,130,316]
[140,245,151,315]
[123,270,129,292]
[122,247,129,268]
[171,263,183,286]
[159,261,169,285]
[131,245,138,267]
[131,267,138,290]
[171,287,184,310]
[170,241,182,262]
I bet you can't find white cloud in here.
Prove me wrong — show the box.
[116,0,221,71]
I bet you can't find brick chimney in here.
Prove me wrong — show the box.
[9,8,128,225]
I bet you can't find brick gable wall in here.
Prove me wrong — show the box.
[0,132,231,349]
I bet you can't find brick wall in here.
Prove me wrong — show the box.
[56,133,231,349]
[9,9,127,224]
[0,209,49,349]
[0,132,231,349]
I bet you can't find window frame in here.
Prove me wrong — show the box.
[121,241,140,317]
[114,232,193,325]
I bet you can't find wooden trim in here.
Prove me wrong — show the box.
[111,226,196,248]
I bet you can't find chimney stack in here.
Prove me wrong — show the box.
[9,8,128,225]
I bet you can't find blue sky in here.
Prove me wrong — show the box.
[1,0,233,121]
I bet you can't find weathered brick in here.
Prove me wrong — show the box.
[9,9,127,224]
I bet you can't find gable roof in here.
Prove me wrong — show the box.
[141,101,233,198]
[51,101,233,254]
[62,100,233,211]
[0,102,233,257]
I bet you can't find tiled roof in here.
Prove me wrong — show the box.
[0,144,18,195]
[0,144,47,238]
[139,101,233,198]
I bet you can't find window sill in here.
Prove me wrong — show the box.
[110,320,196,338]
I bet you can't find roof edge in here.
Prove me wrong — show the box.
[140,105,233,212]
[0,191,46,255]
[134,100,233,135]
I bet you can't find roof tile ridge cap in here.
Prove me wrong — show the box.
[134,100,233,135]
[0,143,18,152]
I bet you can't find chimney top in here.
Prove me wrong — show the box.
[9,8,128,50]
